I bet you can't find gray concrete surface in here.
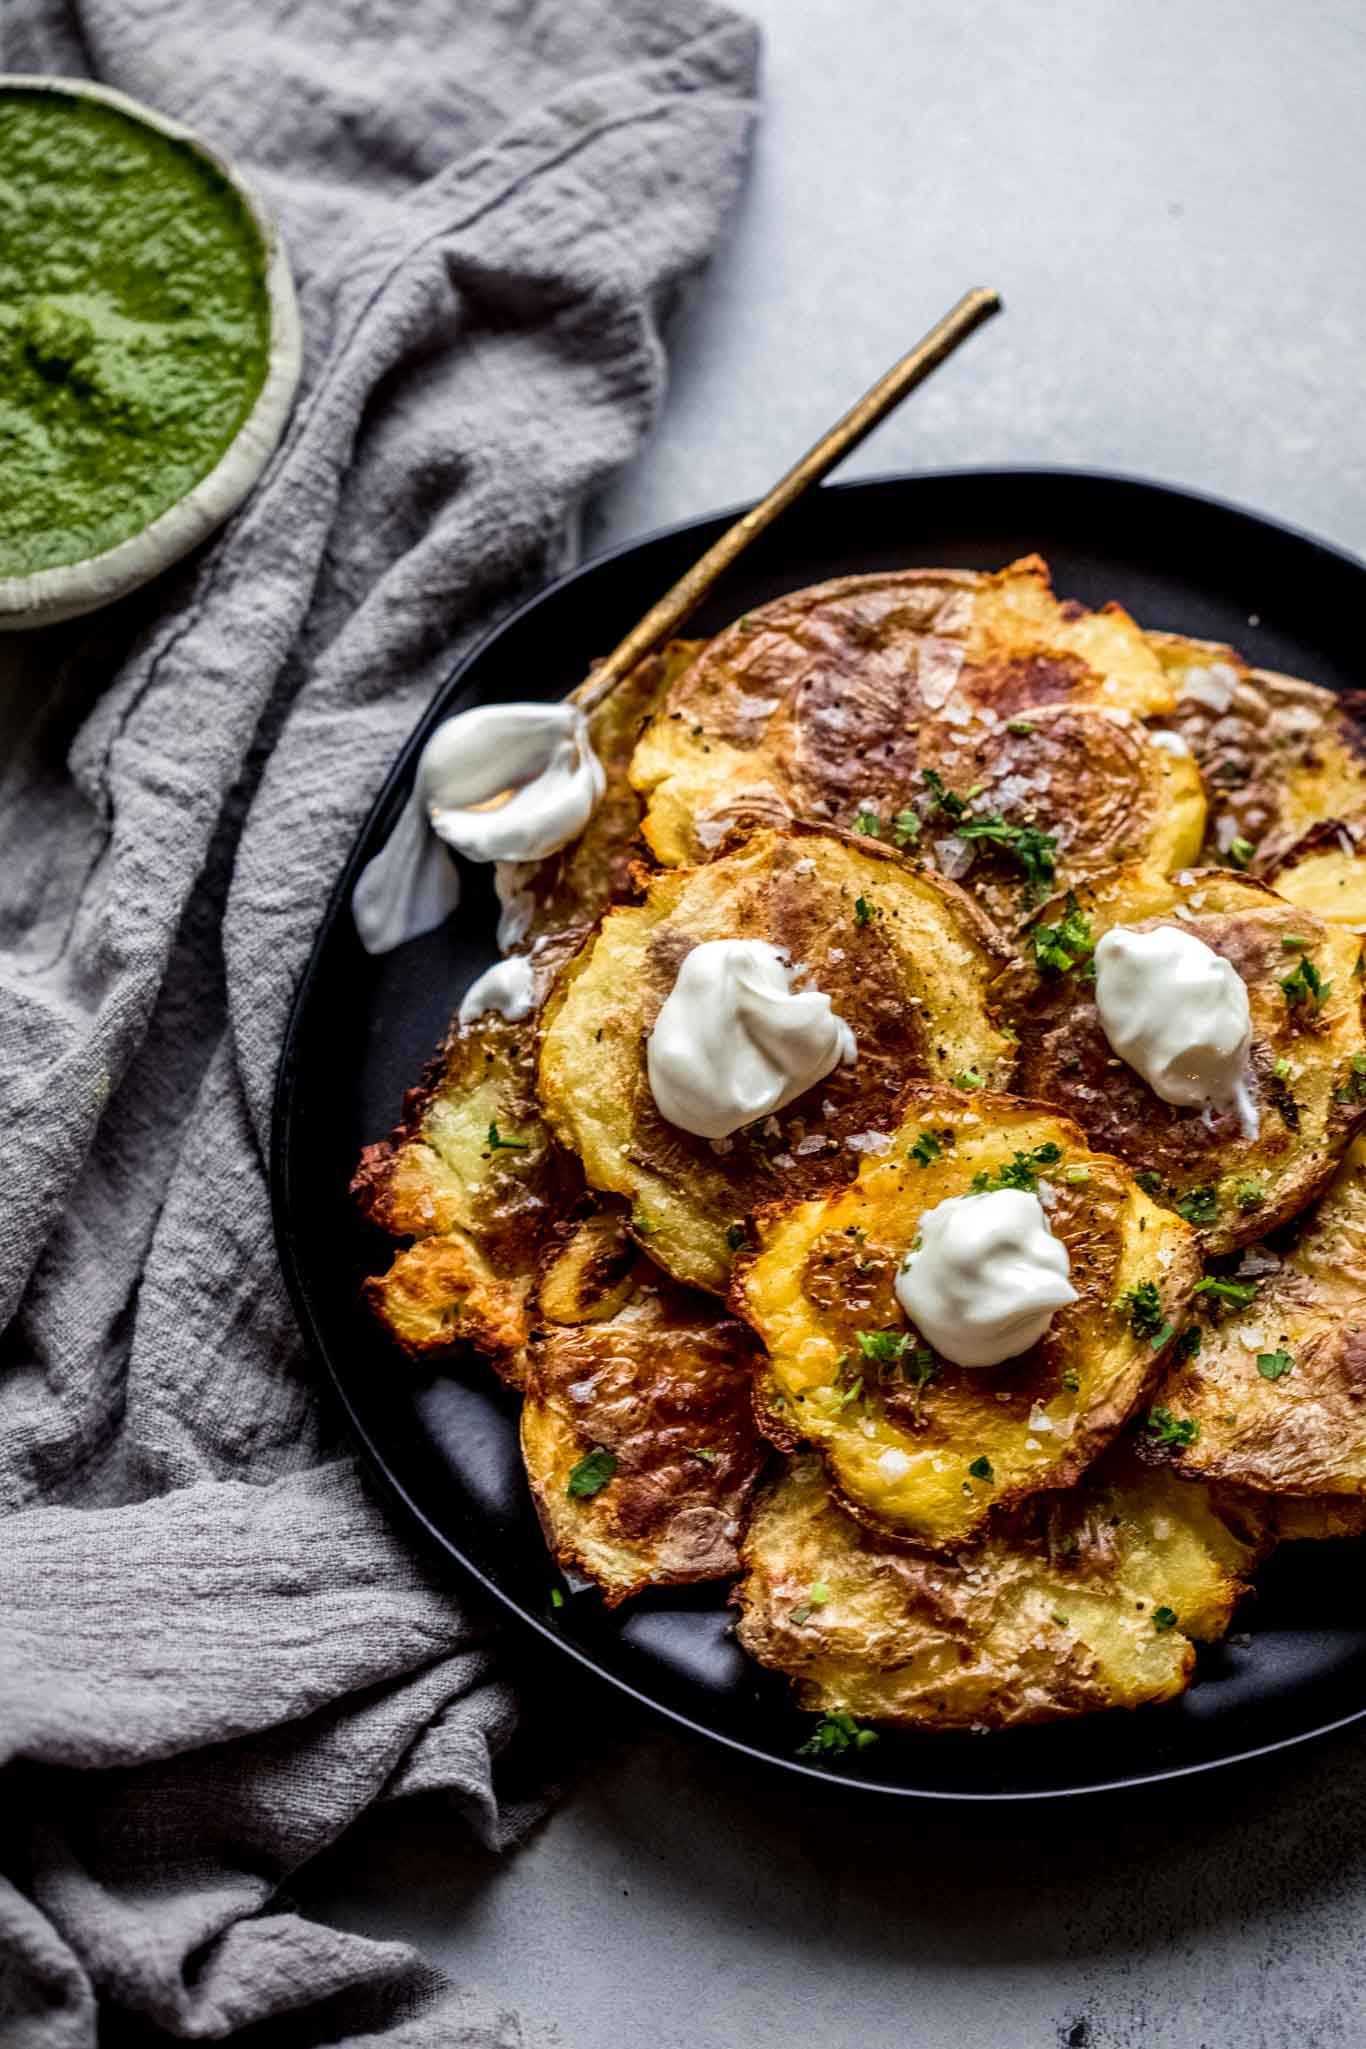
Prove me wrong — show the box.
[296,3,1366,2043]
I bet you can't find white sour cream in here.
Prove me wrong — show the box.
[895,1189,1078,1368]
[458,954,537,1027]
[1148,728,1191,757]
[646,939,856,1140]
[352,701,604,955]
[1093,924,1256,1131]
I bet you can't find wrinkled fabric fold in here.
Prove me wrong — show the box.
[0,0,759,2039]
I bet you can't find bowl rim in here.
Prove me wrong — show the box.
[0,72,303,629]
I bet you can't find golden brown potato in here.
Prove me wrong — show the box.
[733,1446,1266,1730]
[494,639,704,948]
[1147,1138,1366,1499]
[537,826,1015,1295]
[354,646,707,1379]
[996,865,1366,1255]
[733,1087,1200,1549]
[631,558,1178,878]
[352,937,581,1382]
[521,1212,765,1602]
[1151,632,1366,869]
[1263,814,1366,931]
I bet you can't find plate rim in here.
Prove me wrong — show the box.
[271,463,1366,1802]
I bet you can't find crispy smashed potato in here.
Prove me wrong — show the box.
[1148,1138,1366,1499]
[352,938,580,1382]
[1263,814,1366,929]
[631,558,1178,875]
[733,1087,1199,1549]
[998,865,1366,1254]
[521,1212,765,1602]
[1151,633,1366,867]
[538,826,1014,1295]
[734,1447,1266,1729]
[495,639,704,949]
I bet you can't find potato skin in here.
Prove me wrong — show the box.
[733,1446,1266,1730]
[1150,632,1366,867]
[732,1085,1201,1550]
[538,825,1015,1295]
[1148,1138,1366,1500]
[631,557,1176,878]
[996,865,1366,1255]
[521,1212,766,1603]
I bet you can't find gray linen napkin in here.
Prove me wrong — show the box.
[0,1,758,2039]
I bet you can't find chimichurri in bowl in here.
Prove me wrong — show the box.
[0,76,301,627]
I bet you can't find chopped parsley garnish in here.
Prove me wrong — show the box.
[796,1713,878,1759]
[1256,1349,1294,1381]
[909,1129,945,1166]
[566,1447,617,1498]
[1007,719,1036,736]
[1061,1366,1081,1392]
[952,1068,985,1089]
[550,1587,565,1610]
[968,1455,994,1482]
[902,1345,938,1421]
[1116,1281,1172,1347]
[1281,934,1309,952]
[1193,1276,1259,1308]
[1051,1610,1070,1627]
[854,894,877,926]
[1146,1406,1199,1450]
[955,814,1057,894]
[891,808,922,847]
[854,808,881,836]
[1064,1165,1091,1185]
[808,1582,830,1606]
[725,1222,750,1252]
[1226,837,1257,871]
[1177,1325,1202,1359]
[1334,1052,1366,1104]
[1031,895,1095,977]
[632,1210,655,1236]
[1175,1184,1220,1227]
[1274,1055,1292,1081]
[1152,1606,1179,1634]
[923,767,969,821]
[486,1123,528,1151]
[1136,1170,1163,1197]
[857,1329,908,1364]
[687,1444,719,1464]
[1280,955,1329,1011]
[970,1141,1063,1195]
[1231,1178,1266,1212]
[922,769,1058,897]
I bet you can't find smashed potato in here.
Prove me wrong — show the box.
[734,1447,1266,1730]
[521,1212,765,1602]
[1147,1138,1366,1499]
[539,826,1014,1294]
[1151,632,1366,867]
[352,938,580,1381]
[733,1087,1199,1549]
[631,558,1177,874]
[997,865,1366,1254]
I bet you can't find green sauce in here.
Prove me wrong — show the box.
[0,89,272,577]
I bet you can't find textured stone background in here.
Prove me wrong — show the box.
[298,3,1366,2044]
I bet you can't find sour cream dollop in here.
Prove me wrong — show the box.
[353,702,604,955]
[1093,924,1255,1128]
[646,939,856,1140]
[458,953,537,1027]
[895,1189,1078,1368]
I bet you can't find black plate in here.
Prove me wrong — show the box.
[273,468,1366,1800]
